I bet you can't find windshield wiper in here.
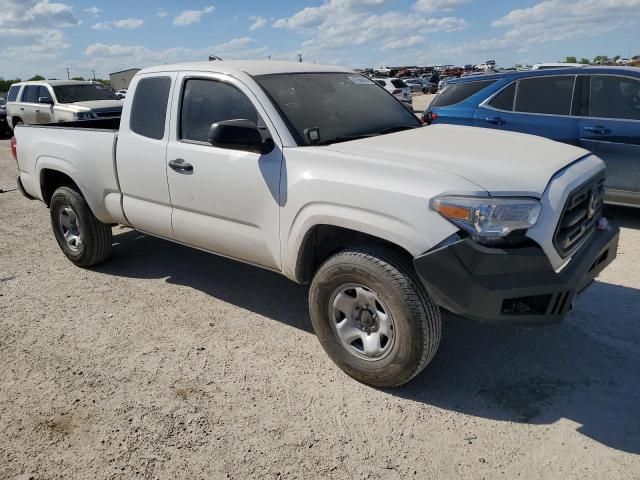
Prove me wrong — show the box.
[376,124,420,135]
[313,125,420,146]
[314,133,378,146]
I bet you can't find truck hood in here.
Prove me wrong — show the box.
[59,100,124,111]
[322,124,590,196]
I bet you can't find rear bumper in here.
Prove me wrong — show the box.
[414,224,619,325]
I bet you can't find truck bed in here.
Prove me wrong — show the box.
[40,117,121,131]
[14,121,125,225]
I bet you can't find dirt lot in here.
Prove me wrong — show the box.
[0,137,639,479]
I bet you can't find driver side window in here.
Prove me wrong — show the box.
[37,86,53,103]
[180,79,260,143]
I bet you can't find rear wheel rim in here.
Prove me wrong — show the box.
[58,206,83,253]
[329,283,395,361]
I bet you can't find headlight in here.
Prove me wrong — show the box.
[73,112,96,120]
[432,196,541,244]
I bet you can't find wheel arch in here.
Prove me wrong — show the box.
[40,168,82,207]
[294,224,415,284]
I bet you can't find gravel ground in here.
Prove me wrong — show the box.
[0,137,639,479]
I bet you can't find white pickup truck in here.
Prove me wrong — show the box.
[13,61,619,387]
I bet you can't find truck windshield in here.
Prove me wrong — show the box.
[254,73,421,146]
[52,84,119,103]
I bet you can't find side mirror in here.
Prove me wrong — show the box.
[208,119,274,155]
[38,97,54,105]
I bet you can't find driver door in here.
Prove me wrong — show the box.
[35,86,53,124]
[165,73,283,270]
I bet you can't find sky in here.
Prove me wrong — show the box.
[1,0,639,80]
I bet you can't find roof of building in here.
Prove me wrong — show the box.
[109,68,141,76]
[138,60,352,77]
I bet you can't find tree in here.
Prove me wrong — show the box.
[593,55,609,65]
[564,56,577,63]
[0,78,21,92]
[71,77,85,81]
[579,58,591,65]
[28,75,45,81]
[613,55,621,62]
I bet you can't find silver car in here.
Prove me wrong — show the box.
[5,80,123,129]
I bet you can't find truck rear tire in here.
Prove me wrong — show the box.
[309,246,441,387]
[49,186,112,267]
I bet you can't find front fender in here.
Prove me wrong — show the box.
[282,201,458,280]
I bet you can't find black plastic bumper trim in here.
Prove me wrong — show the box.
[16,176,35,200]
[414,225,619,325]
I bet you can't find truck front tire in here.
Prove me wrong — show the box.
[309,246,441,387]
[50,186,112,267]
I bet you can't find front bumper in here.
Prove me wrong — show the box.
[414,224,619,325]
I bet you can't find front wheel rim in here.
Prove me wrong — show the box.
[58,206,83,253]
[328,283,395,361]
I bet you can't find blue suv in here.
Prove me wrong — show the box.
[424,67,640,207]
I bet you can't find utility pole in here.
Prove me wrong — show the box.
[267,55,271,61]
[297,54,302,63]
[66,68,70,80]
[91,69,96,81]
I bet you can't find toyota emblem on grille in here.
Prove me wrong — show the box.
[587,189,598,219]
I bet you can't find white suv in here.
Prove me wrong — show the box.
[373,78,412,105]
[5,80,123,129]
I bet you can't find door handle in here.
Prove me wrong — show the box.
[584,126,611,135]
[485,117,506,125]
[168,159,194,173]
[20,107,24,111]
[35,110,40,113]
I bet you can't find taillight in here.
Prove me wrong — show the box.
[10,136,17,163]
[392,89,401,94]
[426,111,439,124]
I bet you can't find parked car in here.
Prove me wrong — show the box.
[372,78,412,104]
[438,76,456,91]
[13,61,618,387]
[404,79,437,94]
[5,80,123,129]
[423,67,640,207]
[0,97,11,136]
[532,62,586,70]
[116,89,128,99]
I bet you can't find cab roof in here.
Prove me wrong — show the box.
[13,80,97,87]
[138,60,353,77]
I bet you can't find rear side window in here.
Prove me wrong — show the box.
[430,80,495,108]
[515,76,574,115]
[7,85,20,102]
[22,86,39,103]
[489,82,516,111]
[130,76,171,140]
[180,79,259,143]
[588,75,640,121]
[374,80,386,87]
[391,79,406,88]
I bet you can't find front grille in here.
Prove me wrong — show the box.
[93,109,122,118]
[554,174,605,257]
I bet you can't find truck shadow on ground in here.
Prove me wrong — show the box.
[94,205,639,455]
